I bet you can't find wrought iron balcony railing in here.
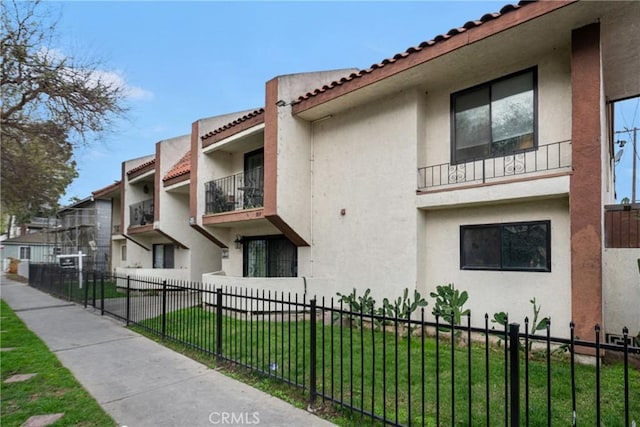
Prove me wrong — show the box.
[129,199,154,228]
[205,167,264,214]
[417,140,572,191]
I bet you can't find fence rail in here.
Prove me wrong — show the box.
[418,140,572,190]
[605,204,640,248]
[28,264,639,426]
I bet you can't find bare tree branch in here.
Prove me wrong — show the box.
[1,0,129,224]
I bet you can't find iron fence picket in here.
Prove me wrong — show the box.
[509,323,521,427]
[485,314,491,427]
[624,326,630,427]
[435,314,440,427]
[468,313,473,426]
[310,298,317,404]
[596,325,601,427]
[100,273,105,315]
[25,265,640,427]
[525,317,530,427]
[571,322,577,426]
[546,320,552,426]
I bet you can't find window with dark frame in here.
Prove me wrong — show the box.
[153,244,174,268]
[243,148,264,209]
[243,235,297,278]
[451,68,537,164]
[460,220,551,272]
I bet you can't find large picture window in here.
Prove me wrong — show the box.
[460,220,550,272]
[243,235,297,278]
[451,68,537,164]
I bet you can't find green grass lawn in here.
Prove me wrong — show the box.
[134,305,640,426]
[67,279,129,301]
[0,300,116,427]
[38,278,136,304]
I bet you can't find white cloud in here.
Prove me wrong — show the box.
[38,47,154,101]
[80,147,108,161]
[90,69,154,101]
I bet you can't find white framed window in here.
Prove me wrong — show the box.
[19,247,31,260]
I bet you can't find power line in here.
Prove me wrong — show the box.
[614,126,639,203]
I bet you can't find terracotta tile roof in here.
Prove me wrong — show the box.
[126,158,156,177]
[201,108,265,141]
[92,181,121,198]
[163,151,191,182]
[293,1,532,105]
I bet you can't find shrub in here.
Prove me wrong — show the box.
[430,283,470,327]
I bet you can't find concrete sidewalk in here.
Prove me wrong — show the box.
[1,275,335,427]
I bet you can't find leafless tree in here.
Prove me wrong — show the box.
[1,0,127,224]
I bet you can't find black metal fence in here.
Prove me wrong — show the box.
[28,264,639,426]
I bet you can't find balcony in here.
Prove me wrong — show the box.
[28,217,58,228]
[205,167,264,214]
[129,199,154,228]
[417,140,572,191]
[58,211,96,229]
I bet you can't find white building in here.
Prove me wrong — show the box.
[100,1,639,342]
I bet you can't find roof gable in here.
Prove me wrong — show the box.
[201,109,265,146]
[292,1,574,114]
[163,151,191,182]
[126,158,156,179]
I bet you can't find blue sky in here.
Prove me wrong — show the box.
[49,1,639,205]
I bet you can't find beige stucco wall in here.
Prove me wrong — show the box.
[195,110,259,227]
[123,154,154,231]
[122,243,151,269]
[122,152,154,270]
[114,267,191,289]
[423,198,571,337]
[110,239,126,271]
[202,273,344,307]
[603,248,640,338]
[307,88,421,302]
[220,221,282,276]
[157,135,222,281]
[421,44,571,171]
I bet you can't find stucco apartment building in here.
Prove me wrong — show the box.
[98,1,639,341]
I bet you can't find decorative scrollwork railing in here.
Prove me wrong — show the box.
[418,140,572,190]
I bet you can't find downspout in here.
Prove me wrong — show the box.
[310,118,315,279]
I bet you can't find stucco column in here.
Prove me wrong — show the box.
[264,78,279,217]
[189,120,199,220]
[570,23,603,342]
